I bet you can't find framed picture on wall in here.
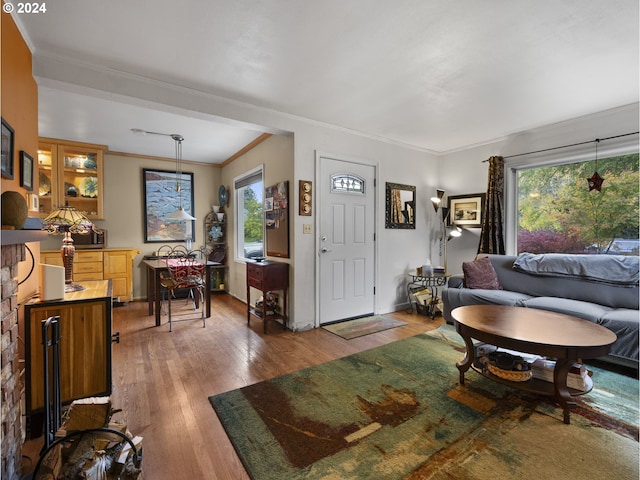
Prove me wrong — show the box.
[447,193,485,228]
[142,168,195,242]
[20,151,34,190]
[1,118,14,180]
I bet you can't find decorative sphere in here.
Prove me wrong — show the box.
[1,191,28,229]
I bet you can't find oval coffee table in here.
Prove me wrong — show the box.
[452,305,617,424]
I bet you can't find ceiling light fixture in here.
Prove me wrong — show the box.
[131,128,196,221]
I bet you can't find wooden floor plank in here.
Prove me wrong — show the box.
[22,294,444,479]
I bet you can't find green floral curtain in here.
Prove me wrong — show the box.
[478,155,505,254]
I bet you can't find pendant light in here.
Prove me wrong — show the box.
[132,129,196,220]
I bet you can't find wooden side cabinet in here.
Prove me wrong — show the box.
[246,260,288,333]
[103,250,138,302]
[24,280,113,434]
[41,248,139,302]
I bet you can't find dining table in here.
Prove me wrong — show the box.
[143,258,220,326]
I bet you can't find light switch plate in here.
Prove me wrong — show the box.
[303,224,312,234]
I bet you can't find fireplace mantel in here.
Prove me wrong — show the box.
[1,230,48,246]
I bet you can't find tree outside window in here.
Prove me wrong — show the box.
[517,153,639,255]
[235,168,264,261]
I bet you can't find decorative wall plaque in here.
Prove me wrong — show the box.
[299,180,312,216]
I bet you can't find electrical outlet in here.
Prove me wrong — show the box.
[303,224,312,234]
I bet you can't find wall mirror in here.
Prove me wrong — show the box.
[385,182,416,229]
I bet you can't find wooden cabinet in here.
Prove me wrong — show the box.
[41,249,139,302]
[24,280,113,418]
[246,260,288,333]
[104,250,136,302]
[37,138,107,219]
[204,210,227,292]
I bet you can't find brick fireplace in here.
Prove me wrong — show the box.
[1,232,46,480]
[1,242,27,480]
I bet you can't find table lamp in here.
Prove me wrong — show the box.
[42,203,95,292]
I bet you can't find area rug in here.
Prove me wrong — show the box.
[209,325,639,480]
[321,315,407,339]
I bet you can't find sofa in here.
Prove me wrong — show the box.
[442,253,639,368]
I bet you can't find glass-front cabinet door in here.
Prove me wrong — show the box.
[38,139,106,219]
[37,142,58,217]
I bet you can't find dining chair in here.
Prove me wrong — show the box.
[159,246,207,331]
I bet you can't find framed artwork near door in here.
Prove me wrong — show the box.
[385,182,416,229]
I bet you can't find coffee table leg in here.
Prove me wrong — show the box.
[553,358,575,424]
[456,334,475,385]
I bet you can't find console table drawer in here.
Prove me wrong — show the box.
[246,263,264,281]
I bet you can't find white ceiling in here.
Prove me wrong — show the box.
[13,0,639,164]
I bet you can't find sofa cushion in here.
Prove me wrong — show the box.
[484,254,639,310]
[462,257,502,290]
[520,297,610,324]
[598,309,640,362]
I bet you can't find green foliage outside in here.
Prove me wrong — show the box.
[517,153,639,254]
[243,185,263,243]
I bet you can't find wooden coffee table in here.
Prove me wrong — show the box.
[452,305,617,424]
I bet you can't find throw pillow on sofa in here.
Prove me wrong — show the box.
[462,256,502,290]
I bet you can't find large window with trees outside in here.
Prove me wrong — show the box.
[234,166,264,261]
[516,153,639,255]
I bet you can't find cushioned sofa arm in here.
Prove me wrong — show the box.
[447,274,465,288]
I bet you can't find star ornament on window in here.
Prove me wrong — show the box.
[587,171,604,192]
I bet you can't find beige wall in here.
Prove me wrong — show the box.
[221,133,295,302]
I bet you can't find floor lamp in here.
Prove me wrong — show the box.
[431,190,462,273]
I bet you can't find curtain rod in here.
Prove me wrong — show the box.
[482,131,639,161]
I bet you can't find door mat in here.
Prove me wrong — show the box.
[321,315,407,339]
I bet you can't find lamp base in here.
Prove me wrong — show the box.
[65,283,86,292]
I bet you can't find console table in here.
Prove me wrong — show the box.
[246,260,288,333]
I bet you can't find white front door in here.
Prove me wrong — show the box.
[318,155,376,324]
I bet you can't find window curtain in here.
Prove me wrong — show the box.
[477,155,505,254]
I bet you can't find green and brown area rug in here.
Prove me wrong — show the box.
[209,325,639,480]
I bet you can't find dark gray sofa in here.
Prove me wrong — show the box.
[442,253,639,368]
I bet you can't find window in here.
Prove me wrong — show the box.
[513,152,639,255]
[234,166,264,261]
[331,173,365,194]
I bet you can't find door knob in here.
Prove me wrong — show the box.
[320,247,332,253]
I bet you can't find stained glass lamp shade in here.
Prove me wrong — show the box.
[42,203,95,292]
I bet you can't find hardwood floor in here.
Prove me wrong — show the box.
[23,294,444,479]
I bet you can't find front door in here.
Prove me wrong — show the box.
[318,155,376,324]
